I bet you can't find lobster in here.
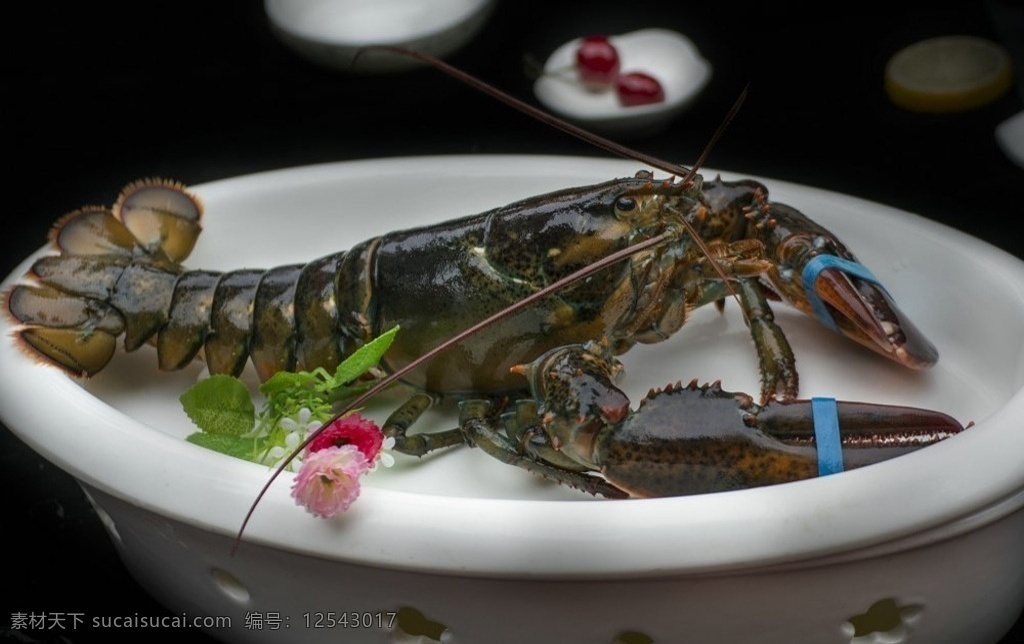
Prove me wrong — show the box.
[3,169,958,497]
[4,174,937,394]
[3,50,953,501]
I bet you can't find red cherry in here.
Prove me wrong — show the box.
[616,71,665,106]
[575,35,620,89]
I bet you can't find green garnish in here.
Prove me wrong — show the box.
[181,326,399,468]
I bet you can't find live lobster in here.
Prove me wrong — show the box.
[3,50,960,499]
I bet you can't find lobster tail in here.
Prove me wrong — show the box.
[6,180,203,376]
[8,282,126,377]
[6,178,377,380]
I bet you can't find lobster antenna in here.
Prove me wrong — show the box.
[356,45,751,317]
[236,49,753,552]
[679,84,748,187]
[357,45,695,179]
[232,231,674,555]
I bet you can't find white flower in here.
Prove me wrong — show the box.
[370,436,396,471]
[261,423,307,472]
[279,407,323,433]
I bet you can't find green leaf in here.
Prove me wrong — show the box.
[186,431,264,461]
[258,370,313,398]
[179,375,255,436]
[329,325,399,386]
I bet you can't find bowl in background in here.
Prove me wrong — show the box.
[264,0,496,73]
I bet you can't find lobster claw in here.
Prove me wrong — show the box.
[599,383,966,497]
[754,396,965,470]
[510,341,965,499]
[800,253,938,369]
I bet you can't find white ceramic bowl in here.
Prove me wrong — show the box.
[4,156,1024,643]
[534,29,713,136]
[264,0,496,73]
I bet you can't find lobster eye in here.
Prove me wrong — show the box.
[615,197,636,213]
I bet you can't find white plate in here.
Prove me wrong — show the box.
[3,155,1024,580]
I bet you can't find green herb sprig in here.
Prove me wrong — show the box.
[181,326,399,468]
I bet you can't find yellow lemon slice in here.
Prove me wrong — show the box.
[884,35,1013,113]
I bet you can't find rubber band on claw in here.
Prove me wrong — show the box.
[801,255,891,333]
[811,397,844,476]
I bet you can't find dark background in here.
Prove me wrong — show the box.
[2,1,1022,642]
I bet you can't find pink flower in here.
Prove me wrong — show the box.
[306,413,384,462]
[290,445,369,518]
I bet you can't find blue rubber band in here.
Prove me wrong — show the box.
[801,255,889,333]
[811,397,844,476]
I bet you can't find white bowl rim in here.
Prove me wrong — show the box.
[4,154,1024,580]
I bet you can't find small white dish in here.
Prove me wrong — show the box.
[534,29,712,136]
[264,0,496,73]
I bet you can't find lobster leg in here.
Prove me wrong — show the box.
[734,278,799,402]
[384,390,628,499]
[458,399,628,499]
[382,392,466,456]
